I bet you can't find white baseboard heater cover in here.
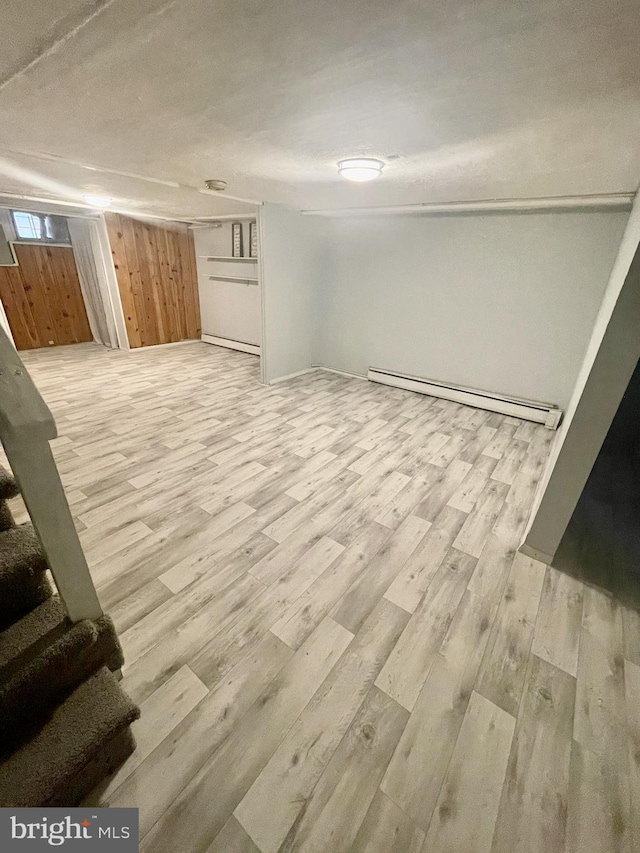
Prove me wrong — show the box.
[367,367,562,429]
[201,334,260,356]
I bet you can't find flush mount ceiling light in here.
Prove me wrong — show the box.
[337,158,385,182]
[82,194,112,208]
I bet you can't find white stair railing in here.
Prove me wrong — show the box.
[0,328,102,622]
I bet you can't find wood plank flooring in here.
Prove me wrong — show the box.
[10,341,640,852]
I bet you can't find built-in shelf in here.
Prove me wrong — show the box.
[199,255,258,262]
[192,214,257,223]
[207,274,259,283]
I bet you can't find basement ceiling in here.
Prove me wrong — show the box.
[0,0,638,218]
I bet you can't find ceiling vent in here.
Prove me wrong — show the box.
[204,179,227,191]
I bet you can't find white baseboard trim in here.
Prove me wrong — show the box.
[268,367,319,385]
[268,364,369,385]
[367,366,562,429]
[201,334,260,356]
[127,339,200,352]
[312,364,368,381]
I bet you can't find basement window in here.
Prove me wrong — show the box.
[10,210,71,245]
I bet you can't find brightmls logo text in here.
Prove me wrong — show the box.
[1,809,138,850]
[12,815,92,845]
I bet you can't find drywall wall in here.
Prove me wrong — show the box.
[522,196,640,563]
[260,203,324,383]
[315,209,629,408]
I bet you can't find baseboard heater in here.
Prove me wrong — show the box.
[201,334,260,356]
[367,367,562,429]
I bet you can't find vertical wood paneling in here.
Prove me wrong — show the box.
[2,262,40,348]
[105,213,201,348]
[176,225,200,340]
[12,246,55,346]
[0,244,92,349]
[105,219,140,348]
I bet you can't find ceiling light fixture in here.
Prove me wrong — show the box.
[82,194,112,207]
[204,179,227,191]
[337,158,384,182]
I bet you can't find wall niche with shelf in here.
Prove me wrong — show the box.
[193,217,261,353]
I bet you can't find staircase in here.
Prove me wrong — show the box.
[0,331,139,807]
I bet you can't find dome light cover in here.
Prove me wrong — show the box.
[337,158,385,182]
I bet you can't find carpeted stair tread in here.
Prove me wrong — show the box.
[0,464,19,502]
[0,464,18,533]
[0,522,52,630]
[0,667,139,807]
[0,596,124,749]
[0,464,19,540]
[0,500,15,533]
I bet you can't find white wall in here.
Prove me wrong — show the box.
[522,196,640,563]
[316,210,629,408]
[260,203,325,383]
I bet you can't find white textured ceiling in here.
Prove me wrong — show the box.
[0,0,638,218]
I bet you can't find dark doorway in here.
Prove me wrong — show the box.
[554,358,640,607]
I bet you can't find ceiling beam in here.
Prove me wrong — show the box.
[302,193,635,217]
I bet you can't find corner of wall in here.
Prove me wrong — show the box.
[260,203,325,384]
[522,193,640,560]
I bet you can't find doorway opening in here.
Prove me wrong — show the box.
[553,358,640,607]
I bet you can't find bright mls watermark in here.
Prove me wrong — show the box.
[1,809,138,850]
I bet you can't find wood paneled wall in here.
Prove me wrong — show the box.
[0,244,92,350]
[105,213,201,348]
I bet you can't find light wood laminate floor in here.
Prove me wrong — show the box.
[13,341,640,853]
